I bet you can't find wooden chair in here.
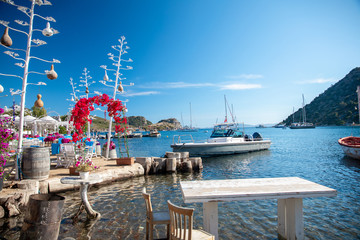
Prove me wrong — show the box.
[167,200,214,240]
[142,187,170,240]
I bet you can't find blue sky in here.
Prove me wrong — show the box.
[0,0,359,127]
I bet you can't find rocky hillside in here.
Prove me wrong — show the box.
[283,67,360,126]
[90,116,181,131]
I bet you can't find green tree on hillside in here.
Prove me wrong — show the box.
[31,106,47,118]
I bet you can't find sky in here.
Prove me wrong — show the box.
[0,0,359,127]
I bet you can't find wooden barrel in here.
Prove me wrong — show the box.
[20,194,65,240]
[22,147,50,180]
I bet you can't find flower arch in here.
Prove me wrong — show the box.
[70,94,127,142]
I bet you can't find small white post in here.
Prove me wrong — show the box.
[277,199,287,239]
[203,202,219,240]
[285,198,304,240]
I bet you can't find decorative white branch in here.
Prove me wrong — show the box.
[30,56,60,63]
[27,81,46,86]
[14,20,29,26]
[0,44,26,52]
[0,23,29,36]
[0,72,23,79]
[33,14,55,22]
[31,39,47,46]
[4,51,25,62]
[9,88,23,96]
[15,62,24,68]
[27,71,47,75]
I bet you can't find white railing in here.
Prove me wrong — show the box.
[172,134,195,144]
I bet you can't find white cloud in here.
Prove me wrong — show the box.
[139,81,215,89]
[220,83,262,90]
[297,78,336,84]
[225,74,264,80]
[137,81,263,91]
[123,91,160,97]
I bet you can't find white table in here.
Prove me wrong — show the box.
[180,177,337,240]
[61,175,102,220]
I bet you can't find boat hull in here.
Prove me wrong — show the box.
[338,136,360,160]
[289,125,315,129]
[171,140,271,157]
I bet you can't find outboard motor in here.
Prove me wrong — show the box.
[253,132,263,141]
[244,134,253,141]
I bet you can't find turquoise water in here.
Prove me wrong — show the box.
[1,127,360,239]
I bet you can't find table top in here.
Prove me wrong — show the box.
[180,177,337,203]
[60,174,103,185]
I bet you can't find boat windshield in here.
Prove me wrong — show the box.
[210,129,244,138]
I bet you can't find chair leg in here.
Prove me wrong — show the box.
[146,221,149,240]
[167,224,170,239]
[150,223,154,240]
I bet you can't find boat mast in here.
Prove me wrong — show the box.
[189,102,192,129]
[302,94,306,124]
[224,95,228,123]
[357,86,360,124]
[292,107,295,123]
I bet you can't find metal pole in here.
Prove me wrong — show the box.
[105,40,124,159]
[16,0,36,180]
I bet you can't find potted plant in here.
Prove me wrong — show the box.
[0,108,17,190]
[115,125,134,166]
[102,141,117,158]
[74,156,97,179]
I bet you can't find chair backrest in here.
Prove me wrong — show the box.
[142,187,153,220]
[167,200,194,240]
[62,143,75,153]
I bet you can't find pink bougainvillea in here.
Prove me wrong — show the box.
[70,94,127,142]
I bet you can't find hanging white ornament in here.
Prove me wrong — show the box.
[103,70,109,81]
[42,22,53,37]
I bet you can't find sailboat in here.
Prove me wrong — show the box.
[171,95,271,156]
[290,94,315,129]
[338,86,360,159]
[177,103,198,132]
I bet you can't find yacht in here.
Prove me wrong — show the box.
[171,122,271,156]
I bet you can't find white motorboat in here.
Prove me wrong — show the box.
[171,122,271,156]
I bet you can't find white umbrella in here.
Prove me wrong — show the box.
[39,116,59,133]
[24,115,37,122]
[39,116,58,122]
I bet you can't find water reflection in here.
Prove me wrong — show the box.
[1,127,360,239]
[339,156,360,172]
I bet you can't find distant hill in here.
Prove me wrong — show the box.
[283,67,360,126]
[89,115,181,131]
[127,116,152,127]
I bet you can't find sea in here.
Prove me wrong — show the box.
[1,126,360,239]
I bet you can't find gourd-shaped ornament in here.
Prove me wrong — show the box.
[34,94,44,108]
[85,87,89,94]
[1,27,12,47]
[103,70,109,81]
[47,64,58,80]
[118,81,124,92]
[42,22,53,37]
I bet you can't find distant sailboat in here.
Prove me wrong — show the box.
[290,94,315,129]
[178,102,198,132]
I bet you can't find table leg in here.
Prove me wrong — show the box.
[203,202,219,240]
[80,184,101,219]
[277,198,304,240]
